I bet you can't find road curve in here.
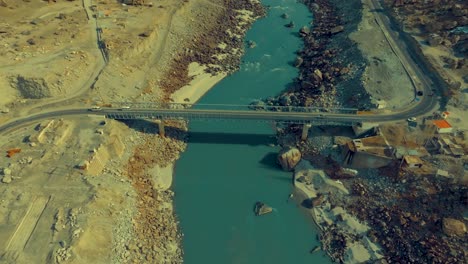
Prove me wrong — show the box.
[0,0,442,135]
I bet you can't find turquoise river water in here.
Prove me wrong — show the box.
[173,1,333,263]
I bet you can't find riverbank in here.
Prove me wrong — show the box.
[121,1,268,263]
[274,1,467,263]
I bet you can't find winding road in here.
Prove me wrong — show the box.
[0,0,442,135]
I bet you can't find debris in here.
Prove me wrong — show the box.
[6,148,21,157]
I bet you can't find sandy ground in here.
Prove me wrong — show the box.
[171,62,227,103]
[0,0,263,263]
[350,0,414,109]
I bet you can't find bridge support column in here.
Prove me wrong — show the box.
[154,119,165,137]
[301,124,312,141]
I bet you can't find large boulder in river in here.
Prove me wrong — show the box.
[254,202,272,216]
[299,26,310,37]
[278,147,302,171]
[442,218,467,236]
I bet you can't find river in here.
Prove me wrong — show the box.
[173,1,333,263]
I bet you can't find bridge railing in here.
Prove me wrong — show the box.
[111,102,358,114]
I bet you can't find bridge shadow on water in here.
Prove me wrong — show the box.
[118,119,277,146]
[119,119,285,171]
[186,131,275,146]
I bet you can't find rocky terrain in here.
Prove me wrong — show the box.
[0,0,266,263]
[383,0,468,112]
[277,120,467,263]
[271,0,468,263]
[255,0,372,111]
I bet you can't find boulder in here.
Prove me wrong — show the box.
[254,202,272,216]
[2,168,11,175]
[278,147,301,171]
[427,34,443,46]
[313,69,323,82]
[442,218,466,236]
[1,175,12,184]
[299,26,310,37]
[285,21,295,28]
[294,56,303,67]
[330,26,344,34]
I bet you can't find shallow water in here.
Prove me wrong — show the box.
[173,1,333,263]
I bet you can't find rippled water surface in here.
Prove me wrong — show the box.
[174,1,333,263]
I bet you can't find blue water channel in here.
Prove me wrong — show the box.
[173,1,333,263]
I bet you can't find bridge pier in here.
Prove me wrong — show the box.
[154,119,165,137]
[301,123,312,141]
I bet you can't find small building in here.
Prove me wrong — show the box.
[426,135,465,157]
[403,155,423,168]
[433,120,453,134]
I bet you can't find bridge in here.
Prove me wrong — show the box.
[0,0,443,141]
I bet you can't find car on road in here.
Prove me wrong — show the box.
[89,106,102,111]
[119,106,131,110]
[407,117,416,122]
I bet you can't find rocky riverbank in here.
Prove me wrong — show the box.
[119,1,268,263]
[274,0,467,263]
[256,0,372,111]
[159,0,266,100]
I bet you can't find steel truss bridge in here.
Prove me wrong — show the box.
[104,102,361,125]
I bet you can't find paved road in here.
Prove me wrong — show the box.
[0,0,442,135]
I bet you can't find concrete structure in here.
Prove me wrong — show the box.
[403,155,423,168]
[433,120,453,134]
[154,120,165,137]
[301,124,312,141]
[343,136,395,168]
[426,135,465,157]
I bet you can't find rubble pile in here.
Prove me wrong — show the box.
[123,123,187,263]
[347,172,467,263]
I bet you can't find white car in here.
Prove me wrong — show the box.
[119,106,131,110]
[89,106,101,111]
[407,117,416,122]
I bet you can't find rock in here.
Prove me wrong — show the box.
[294,56,303,67]
[310,245,321,253]
[247,40,256,48]
[442,218,466,236]
[285,21,295,28]
[277,147,301,171]
[299,26,310,36]
[427,34,443,46]
[2,168,11,175]
[313,69,323,82]
[279,94,292,106]
[330,26,344,34]
[254,202,272,216]
[1,175,12,184]
[11,75,52,99]
[281,13,289,19]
